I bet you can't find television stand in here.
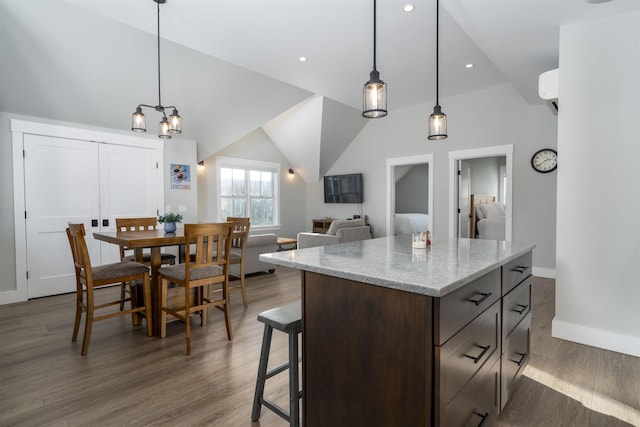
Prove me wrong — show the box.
[312,218,333,234]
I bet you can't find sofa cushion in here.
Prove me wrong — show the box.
[326,219,366,236]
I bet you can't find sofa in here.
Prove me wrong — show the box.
[229,233,279,275]
[297,218,372,249]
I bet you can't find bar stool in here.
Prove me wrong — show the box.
[251,301,302,427]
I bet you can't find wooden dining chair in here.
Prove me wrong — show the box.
[157,222,234,355]
[66,223,152,355]
[226,217,251,307]
[115,217,176,310]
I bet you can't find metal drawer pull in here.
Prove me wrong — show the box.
[513,351,528,366]
[474,411,489,427]
[465,344,491,364]
[513,265,528,273]
[467,292,492,306]
[512,304,529,314]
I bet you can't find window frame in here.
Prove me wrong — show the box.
[215,156,280,231]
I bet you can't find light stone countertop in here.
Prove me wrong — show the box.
[259,236,535,297]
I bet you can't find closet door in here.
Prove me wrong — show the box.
[98,143,162,264]
[24,135,162,298]
[24,134,101,298]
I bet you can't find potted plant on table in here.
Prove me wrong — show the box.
[158,212,183,233]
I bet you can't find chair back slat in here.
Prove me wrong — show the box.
[227,217,250,249]
[184,222,233,277]
[67,223,93,280]
[115,217,159,232]
[115,217,160,259]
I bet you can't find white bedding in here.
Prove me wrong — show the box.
[394,213,429,235]
[477,216,506,240]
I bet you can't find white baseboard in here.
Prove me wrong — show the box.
[0,289,27,306]
[552,318,640,357]
[533,267,556,279]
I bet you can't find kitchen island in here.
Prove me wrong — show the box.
[260,236,535,427]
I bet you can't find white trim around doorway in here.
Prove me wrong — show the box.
[386,154,434,237]
[448,145,513,241]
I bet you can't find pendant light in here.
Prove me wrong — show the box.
[428,0,447,140]
[131,0,182,139]
[362,0,387,118]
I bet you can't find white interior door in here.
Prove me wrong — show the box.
[98,143,162,264]
[24,134,101,298]
[458,161,471,238]
[24,136,162,298]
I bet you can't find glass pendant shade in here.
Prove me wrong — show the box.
[131,107,146,132]
[427,105,447,140]
[363,70,388,118]
[158,116,171,139]
[168,109,182,133]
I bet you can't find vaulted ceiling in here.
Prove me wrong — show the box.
[1,0,637,182]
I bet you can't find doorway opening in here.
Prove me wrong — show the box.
[448,145,513,241]
[386,154,433,237]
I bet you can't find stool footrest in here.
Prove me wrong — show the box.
[260,398,290,422]
[265,361,290,380]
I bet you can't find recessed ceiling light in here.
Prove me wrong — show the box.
[299,56,308,62]
[403,4,415,12]
[465,63,474,69]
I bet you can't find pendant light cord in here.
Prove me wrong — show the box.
[157,0,162,109]
[435,0,439,105]
[372,0,377,72]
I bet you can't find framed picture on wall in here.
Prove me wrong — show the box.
[171,164,191,190]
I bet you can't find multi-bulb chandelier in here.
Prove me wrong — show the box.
[131,0,182,139]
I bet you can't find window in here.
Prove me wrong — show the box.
[217,157,280,228]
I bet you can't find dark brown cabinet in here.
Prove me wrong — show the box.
[301,249,533,427]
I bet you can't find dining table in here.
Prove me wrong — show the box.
[93,228,188,336]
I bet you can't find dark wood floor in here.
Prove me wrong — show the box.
[1,268,638,426]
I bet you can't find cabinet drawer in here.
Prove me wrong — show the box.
[435,268,500,345]
[436,301,500,407]
[502,275,532,343]
[502,251,532,295]
[501,312,531,409]
[439,356,500,427]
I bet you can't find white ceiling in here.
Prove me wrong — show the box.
[1,0,638,181]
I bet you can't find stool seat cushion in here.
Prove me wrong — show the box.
[159,264,223,281]
[257,302,302,332]
[87,261,150,282]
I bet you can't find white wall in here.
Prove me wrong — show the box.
[0,112,18,292]
[305,83,558,272]
[163,138,198,225]
[467,156,502,197]
[395,164,429,214]
[197,127,307,239]
[554,11,640,356]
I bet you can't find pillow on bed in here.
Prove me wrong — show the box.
[479,202,506,218]
[475,206,486,219]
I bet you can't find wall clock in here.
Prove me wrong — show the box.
[531,148,557,173]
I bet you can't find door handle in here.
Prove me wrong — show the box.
[103,219,109,227]
[91,219,99,227]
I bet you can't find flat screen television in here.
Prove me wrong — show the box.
[324,173,363,203]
